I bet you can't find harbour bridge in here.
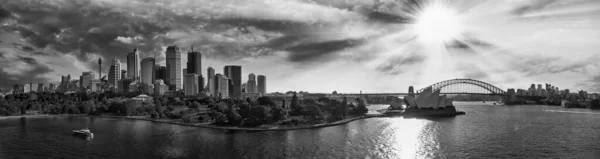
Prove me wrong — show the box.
[308,78,508,98]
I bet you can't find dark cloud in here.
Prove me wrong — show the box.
[376,54,426,75]
[366,12,410,24]
[576,74,600,92]
[286,39,363,63]
[18,56,38,65]
[0,6,10,20]
[511,0,558,16]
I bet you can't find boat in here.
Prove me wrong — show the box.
[73,128,94,138]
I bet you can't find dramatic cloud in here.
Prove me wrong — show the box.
[0,0,598,92]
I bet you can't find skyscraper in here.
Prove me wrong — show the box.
[166,45,182,91]
[207,67,215,96]
[121,70,127,81]
[214,74,229,98]
[257,75,266,95]
[155,65,167,80]
[80,71,94,89]
[187,48,202,75]
[224,65,242,98]
[247,73,256,93]
[184,74,199,96]
[141,57,155,85]
[127,48,140,80]
[108,57,121,88]
[98,57,102,80]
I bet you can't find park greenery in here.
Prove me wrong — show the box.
[0,91,370,128]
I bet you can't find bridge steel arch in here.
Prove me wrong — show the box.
[416,78,507,95]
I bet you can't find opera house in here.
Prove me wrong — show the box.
[385,86,465,117]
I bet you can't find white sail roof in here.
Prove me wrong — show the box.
[438,95,447,108]
[446,98,454,107]
[405,96,417,108]
[429,89,441,108]
[416,87,432,108]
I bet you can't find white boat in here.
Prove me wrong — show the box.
[73,128,94,138]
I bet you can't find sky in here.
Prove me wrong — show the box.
[0,0,599,93]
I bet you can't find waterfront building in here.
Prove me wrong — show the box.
[166,45,182,91]
[184,74,199,96]
[141,57,156,85]
[257,75,266,95]
[155,65,167,81]
[90,80,101,92]
[154,80,167,95]
[127,48,140,80]
[49,84,56,92]
[207,67,215,96]
[247,73,256,93]
[80,71,94,90]
[108,57,121,88]
[224,65,242,99]
[119,78,134,93]
[143,83,154,95]
[37,83,44,92]
[13,84,24,94]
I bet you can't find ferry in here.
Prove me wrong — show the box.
[73,128,94,138]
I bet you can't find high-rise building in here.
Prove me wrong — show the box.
[119,78,134,93]
[257,75,266,95]
[91,80,101,92]
[13,84,24,94]
[121,70,127,81]
[187,48,202,75]
[60,74,71,92]
[214,74,230,98]
[127,48,140,80]
[207,67,215,96]
[37,83,45,92]
[49,83,56,92]
[98,57,102,80]
[155,65,167,80]
[224,65,242,98]
[247,73,256,93]
[141,57,155,85]
[166,45,182,91]
[108,57,121,88]
[80,71,94,90]
[184,74,199,96]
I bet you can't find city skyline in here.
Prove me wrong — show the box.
[0,0,599,93]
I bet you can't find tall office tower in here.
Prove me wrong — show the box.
[127,48,140,80]
[214,74,230,98]
[537,84,542,90]
[257,75,266,95]
[108,57,121,88]
[121,70,127,81]
[155,65,167,80]
[141,57,155,85]
[224,65,242,98]
[60,74,71,92]
[247,73,256,93]
[530,84,536,89]
[207,67,215,96]
[80,71,94,89]
[183,68,187,90]
[13,84,24,94]
[166,45,182,91]
[187,48,202,75]
[184,74,199,96]
[49,84,56,92]
[98,57,102,80]
[187,48,203,93]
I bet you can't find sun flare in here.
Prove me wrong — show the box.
[413,3,462,43]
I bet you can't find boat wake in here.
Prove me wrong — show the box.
[544,110,600,115]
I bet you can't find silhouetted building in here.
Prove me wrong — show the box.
[141,57,155,85]
[155,65,167,80]
[214,74,229,98]
[121,70,127,80]
[13,84,24,94]
[166,45,182,91]
[127,48,140,80]
[154,80,168,95]
[224,65,242,99]
[257,75,266,95]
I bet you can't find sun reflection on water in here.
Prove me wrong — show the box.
[383,118,436,159]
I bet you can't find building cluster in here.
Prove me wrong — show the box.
[507,83,599,100]
[10,46,269,99]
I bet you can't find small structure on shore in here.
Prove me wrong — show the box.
[132,94,153,102]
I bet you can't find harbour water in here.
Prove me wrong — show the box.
[1,102,599,159]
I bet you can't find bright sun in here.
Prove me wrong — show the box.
[414,3,462,43]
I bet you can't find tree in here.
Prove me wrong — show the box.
[342,97,348,118]
[351,98,369,115]
[272,107,287,121]
[79,100,95,114]
[257,96,277,107]
[212,111,228,125]
[227,111,243,126]
[189,101,201,109]
[290,92,301,115]
[305,105,325,121]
